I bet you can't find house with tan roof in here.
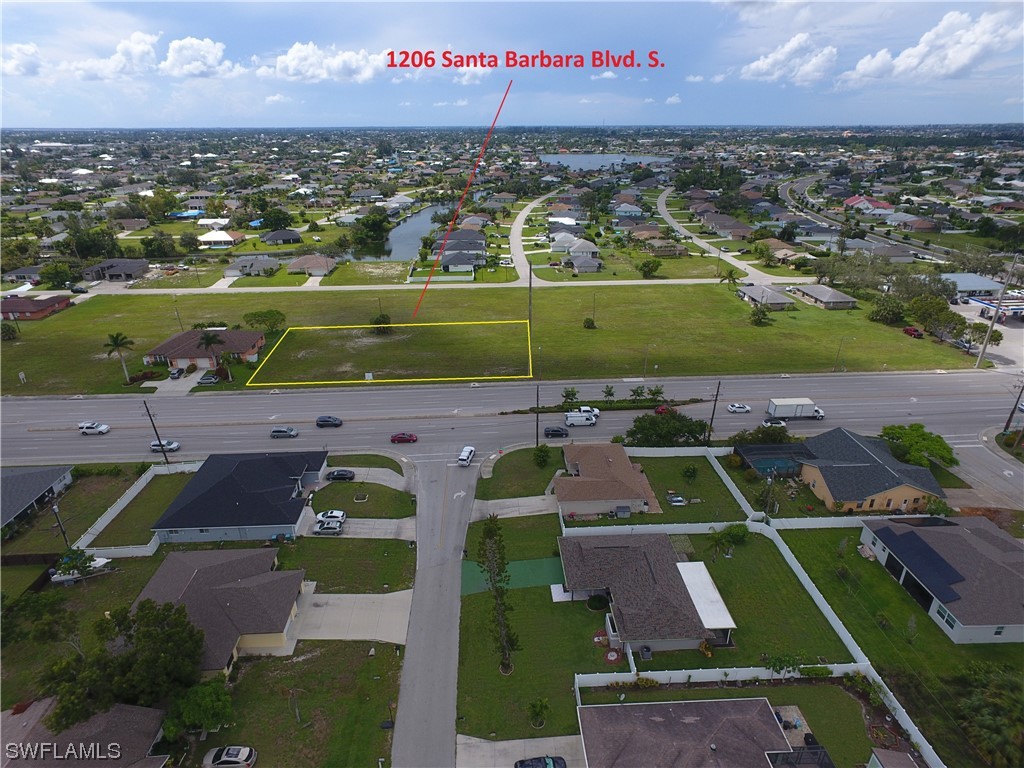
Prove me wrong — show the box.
[554,444,659,519]
[286,253,337,276]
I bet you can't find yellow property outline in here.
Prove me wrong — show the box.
[246,319,533,386]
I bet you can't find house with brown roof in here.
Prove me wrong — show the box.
[860,516,1023,645]
[554,444,659,518]
[0,295,73,321]
[142,329,265,369]
[286,253,337,276]
[134,548,307,675]
[558,533,736,651]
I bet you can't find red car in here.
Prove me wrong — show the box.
[903,327,924,338]
[655,405,676,415]
[390,432,418,444]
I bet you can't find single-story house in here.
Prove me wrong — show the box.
[558,533,735,651]
[564,253,604,273]
[553,443,659,518]
[490,192,517,205]
[800,428,944,514]
[549,231,579,253]
[1,465,73,533]
[198,230,245,248]
[134,548,308,674]
[112,218,150,232]
[196,218,231,230]
[612,203,643,218]
[81,259,149,282]
[861,516,1023,644]
[0,295,73,321]
[736,285,794,311]
[3,265,44,283]
[152,451,327,544]
[941,272,1003,299]
[440,252,483,272]
[259,229,302,246]
[645,239,683,257]
[1,697,168,768]
[578,699,796,768]
[223,255,280,278]
[567,238,599,259]
[792,284,858,310]
[142,329,265,369]
[286,254,337,276]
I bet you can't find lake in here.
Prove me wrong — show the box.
[538,153,670,171]
[349,204,442,262]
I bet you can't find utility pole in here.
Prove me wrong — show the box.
[535,384,540,448]
[1004,381,1024,434]
[143,400,171,465]
[976,250,1020,369]
[705,380,722,444]
[51,502,70,550]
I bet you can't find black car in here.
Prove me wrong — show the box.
[326,468,355,481]
[69,285,88,294]
[515,758,567,768]
[316,415,343,428]
[543,426,569,438]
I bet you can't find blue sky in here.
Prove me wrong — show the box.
[2,1,1021,128]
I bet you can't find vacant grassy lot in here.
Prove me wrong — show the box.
[312,482,414,519]
[90,473,191,547]
[0,286,972,394]
[231,269,310,288]
[464,513,562,561]
[578,683,872,768]
[475,447,563,500]
[329,453,405,475]
[319,261,409,285]
[249,321,532,385]
[191,640,400,768]
[782,528,1022,768]
[275,537,414,593]
[131,268,222,289]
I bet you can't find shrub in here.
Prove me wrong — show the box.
[798,665,831,679]
[725,453,743,469]
[185,363,198,374]
[876,611,892,630]
[583,317,596,329]
[634,676,660,689]
[533,444,551,468]
[743,467,761,483]
[587,594,609,611]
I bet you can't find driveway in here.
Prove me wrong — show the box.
[296,590,413,644]
[456,734,585,768]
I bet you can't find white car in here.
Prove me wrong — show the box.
[727,403,751,414]
[79,422,110,435]
[315,509,347,524]
[150,440,181,453]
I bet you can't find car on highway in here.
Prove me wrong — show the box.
[315,509,347,524]
[514,757,567,768]
[762,418,787,428]
[390,432,418,443]
[202,746,257,767]
[326,468,356,481]
[903,327,924,338]
[727,403,751,413]
[315,415,343,428]
[544,426,569,438]
[270,426,298,438]
[311,520,344,536]
[197,372,220,385]
[654,404,676,415]
[150,440,180,452]
[79,422,110,435]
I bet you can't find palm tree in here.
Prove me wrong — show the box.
[719,268,741,289]
[197,330,224,371]
[104,332,135,383]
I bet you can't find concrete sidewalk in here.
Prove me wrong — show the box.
[296,589,413,645]
[471,495,555,522]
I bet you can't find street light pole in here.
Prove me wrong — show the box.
[832,336,854,373]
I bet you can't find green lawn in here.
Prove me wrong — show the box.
[464,514,562,561]
[0,286,974,395]
[0,565,48,600]
[312,482,414,519]
[276,538,414,593]
[190,640,400,768]
[782,528,1023,768]
[578,684,873,768]
[929,461,971,488]
[319,261,409,285]
[329,453,405,475]
[90,473,190,547]
[231,269,310,287]
[475,447,562,500]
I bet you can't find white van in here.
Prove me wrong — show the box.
[565,412,597,427]
[457,446,476,466]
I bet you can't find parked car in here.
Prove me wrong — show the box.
[315,415,343,428]
[654,405,676,415]
[197,372,220,385]
[79,422,110,435]
[727,403,751,413]
[666,492,688,506]
[202,746,257,768]
[762,418,787,428]
[316,509,347,524]
[312,520,344,536]
[390,432,418,443]
[270,426,298,438]
[515,758,567,768]
[168,367,185,379]
[69,285,88,294]
[150,440,180,452]
[326,468,356,481]
[903,327,924,338]
[548,261,561,267]
[543,426,569,438]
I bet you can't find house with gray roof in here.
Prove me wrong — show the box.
[940,272,1003,299]
[286,253,337,276]
[152,451,326,543]
[134,548,307,673]
[792,284,858,310]
[1,465,73,532]
[736,285,794,311]
[223,255,280,278]
[259,228,301,245]
[860,517,1023,644]
[81,258,149,282]
[799,428,944,514]
[557,533,735,652]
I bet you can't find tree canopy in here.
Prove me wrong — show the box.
[880,423,958,467]
[624,411,708,447]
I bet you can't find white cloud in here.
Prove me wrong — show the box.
[1,43,42,76]
[579,97,596,104]
[256,42,389,83]
[432,99,468,107]
[685,74,704,83]
[643,98,655,104]
[665,93,681,105]
[265,93,290,105]
[590,70,617,81]
[710,72,728,84]
[398,101,412,107]
[740,32,836,85]
[839,11,1023,87]
[453,66,491,86]
[64,31,160,80]
[159,37,244,78]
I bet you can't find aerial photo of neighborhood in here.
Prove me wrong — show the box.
[1,1,1022,767]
